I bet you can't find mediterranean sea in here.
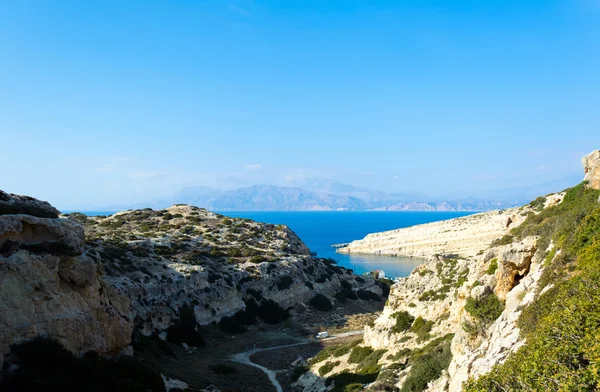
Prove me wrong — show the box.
[224,211,475,278]
[74,210,476,279]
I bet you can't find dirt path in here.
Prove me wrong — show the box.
[231,342,311,392]
[230,330,364,392]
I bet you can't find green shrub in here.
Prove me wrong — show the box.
[333,340,361,357]
[310,294,333,311]
[356,349,386,371]
[464,294,504,326]
[455,268,469,288]
[461,320,478,336]
[250,255,266,263]
[319,361,340,376]
[400,334,453,392]
[357,289,381,302]
[309,347,336,365]
[492,234,514,246]
[348,346,374,364]
[391,311,415,333]
[290,365,309,382]
[409,317,434,342]
[326,370,380,392]
[529,196,547,211]
[343,383,365,392]
[390,348,412,361]
[486,258,498,275]
[465,239,600,391]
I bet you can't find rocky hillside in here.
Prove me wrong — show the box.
[337,205,544,259]
[298,150,600,392]
[1,194,385,388]
[70,205,384,333]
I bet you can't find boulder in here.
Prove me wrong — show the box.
[582,150,600,189]
[0,191,60,218]
[0,215,85,256]
[0,193,132,360]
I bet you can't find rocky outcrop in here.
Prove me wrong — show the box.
[1,192,385,386]
[583,150,600,189]
[0,191,60,218]
[77,205,383,334]
[0,192,133,367]
[338,208,529,259]
[357,225,547,391]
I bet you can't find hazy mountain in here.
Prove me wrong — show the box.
[439,175,580,204]
[201,184,370,211]
[84,176,582,212]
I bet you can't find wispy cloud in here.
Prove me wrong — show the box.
[244,164,261,171]
[128,171,163,180]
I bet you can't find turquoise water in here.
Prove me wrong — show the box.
[224,211,474,278]
[74,210,475,278]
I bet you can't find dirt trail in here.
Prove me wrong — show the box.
[231,342,311,392]
[230,330,363,392]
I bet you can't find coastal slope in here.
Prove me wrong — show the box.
[337,207,537,259]
[298,150,600,392]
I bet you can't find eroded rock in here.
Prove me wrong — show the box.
[583,150,600,189]
[0,191,60,218]
[0,192,133,364]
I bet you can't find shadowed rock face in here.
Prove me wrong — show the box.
[0,191,133,365]
[583,150,600,190]
[0,191,60,218]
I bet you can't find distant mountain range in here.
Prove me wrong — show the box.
[92,176,581,212]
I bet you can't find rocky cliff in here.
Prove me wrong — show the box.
[0,191,132,370]
[337,207,540,259]
[1,194,384,380]
[300,150,600,392]
[72,205,383,334]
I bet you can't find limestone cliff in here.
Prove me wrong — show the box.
[583,149,600,190]
[1,193,385,377]
[337,208,530,259]
[301,151,600,392]
[0,192,132,368]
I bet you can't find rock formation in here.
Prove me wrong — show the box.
[337,208,529,259]
[583,149,600,189]
[0,192,133,368]
[75,205,383,333]
[298,150,600,392]
[1,192,385,380]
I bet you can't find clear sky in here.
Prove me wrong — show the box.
[1,0,599,209]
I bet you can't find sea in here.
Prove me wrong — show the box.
[224,211,474,279]
[74,210,475,279]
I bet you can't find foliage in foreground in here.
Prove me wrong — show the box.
[465,183,600,391]
[0,337,165,392]
[400,334,454,392]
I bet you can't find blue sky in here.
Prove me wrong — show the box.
[1,0,599,209]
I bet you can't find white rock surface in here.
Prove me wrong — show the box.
[338,208,529,259]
